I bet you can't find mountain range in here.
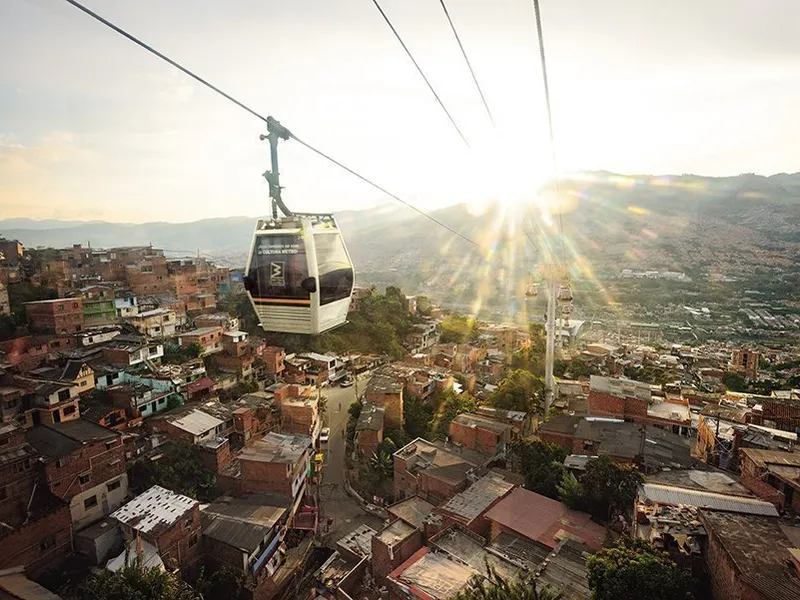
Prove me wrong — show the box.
[2,171,799,293]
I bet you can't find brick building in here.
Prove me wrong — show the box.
[0,423,72,572]
[433,473,516,538]
[364,369,404,429]
[263,346,286,380]
[355,403,385,456]
[448,413,511,456]
[201,495,290,585]
[25,298,84,334]
[739,448,800,512]
[730,348,760,382]
[225,432,312,501]
[484,487,606,551]
[371,519,423,584]
[111,485,201,572]
[26,420,129,530]
[700,511,800,600]
[178,327,224,356]
[537,413,583,451]
[31,382,80,426]
[392,438,484,505]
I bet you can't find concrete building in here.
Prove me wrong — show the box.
[129,308,176,339]
[31,382,80,425]
[262,346,286,380]
[372,519,423,584]
[26,420,128,530]
[25,298,84,335]
[111,485,201,572]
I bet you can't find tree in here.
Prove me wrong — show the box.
[557,472,586,510]
[452,564,563,600]
[580,456,643,521]
[128,441,217,502]
[185,342,203,359]
[384,428,409,449]
[722,371,747,392]
[587,540,695,600]
[431,388,478,438]
[403,393,434,439]
[195,566,246,600]
[488,370,544,415]
[439,314,477,344]
[80,553,201,600]
[369,451,394,479]
[509,439,566,499]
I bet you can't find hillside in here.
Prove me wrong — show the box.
[3,170,799,294]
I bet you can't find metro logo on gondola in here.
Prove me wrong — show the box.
[269,261,285,285]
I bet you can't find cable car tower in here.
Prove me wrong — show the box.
[242,118,355,335]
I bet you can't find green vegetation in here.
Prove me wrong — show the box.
[487,370,544,414]
[439,313,479,344]
[623,363,678,386]
[80,552,201,600]
[452,564,562,600]
[431,388,478,438]
[509,439,567,500]
[193,567,246,600]
[559,456,643,521]
[403,392,434,439]
[7,282,57,324]
[128,441,217,502]
[721,371,747,392]
[163,341,202,364]
[217,380,259,402]
[587,540,695,600]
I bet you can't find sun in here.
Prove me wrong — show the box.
[464,130,554,215]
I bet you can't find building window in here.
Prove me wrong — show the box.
[84,495,98,510]
[107,479,121,492]
[72,302,78,309]
[189,533,198,547]
[63,405,76,416]
[58,305,64,312]
[56,458,66,468]
[78,474,91,485]
[80,381,87,387]
[51,341,61,348]
[58,389,71,402]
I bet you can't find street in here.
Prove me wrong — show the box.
[317,372,384,538]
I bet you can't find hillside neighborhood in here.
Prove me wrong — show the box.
[0,241,799,600]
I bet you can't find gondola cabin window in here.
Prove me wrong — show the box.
[250,235,310,301]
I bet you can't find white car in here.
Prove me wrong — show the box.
[340,378,354,388]
[319,428,330,444]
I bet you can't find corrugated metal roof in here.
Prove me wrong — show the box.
[111,485,197,533]
[640,484,779,516]
[439,474,515,521]
[170,409,223,436]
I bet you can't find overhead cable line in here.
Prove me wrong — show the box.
[61,0,480,250]
[370,0,470,147]
[532,0,566,264]
[437,0,494,126]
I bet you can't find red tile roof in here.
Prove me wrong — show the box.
[484,487,606,550]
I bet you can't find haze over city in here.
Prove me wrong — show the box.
[2,0,800,222]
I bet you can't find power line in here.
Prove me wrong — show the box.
[532,0,566,265]
[370,0,470,147]
[61,0,481,250]
[437,0,494,127]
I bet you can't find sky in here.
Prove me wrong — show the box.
[1,0,800,223]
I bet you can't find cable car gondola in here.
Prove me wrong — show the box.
[244,214,354,335]
[242,118,355,335]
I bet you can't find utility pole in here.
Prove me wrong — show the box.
[544,276,557,416]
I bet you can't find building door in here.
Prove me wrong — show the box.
[102,498,109,514]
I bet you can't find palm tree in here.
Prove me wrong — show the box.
[452,565,563,600]
[368,450,393,479]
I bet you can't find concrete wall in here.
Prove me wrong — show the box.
[69,474,129,530]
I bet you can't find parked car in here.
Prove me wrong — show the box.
[319,427,330,443]
[340,378,354,388]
